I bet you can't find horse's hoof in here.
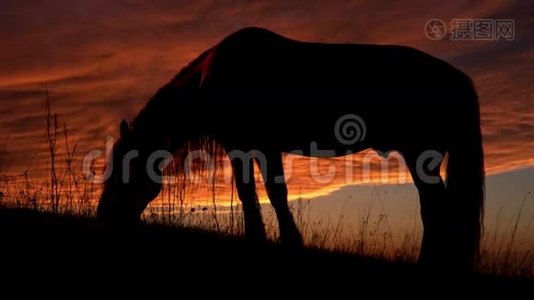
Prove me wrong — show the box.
[280,234,304,250]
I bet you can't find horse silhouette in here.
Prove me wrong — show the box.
[98,27,484,271]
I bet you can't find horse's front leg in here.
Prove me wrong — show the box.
[229,153,267,243]
[257,151,303,247]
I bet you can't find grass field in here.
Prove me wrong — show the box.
[1,207,532,290]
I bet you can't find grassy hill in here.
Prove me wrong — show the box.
[1,208,532,293]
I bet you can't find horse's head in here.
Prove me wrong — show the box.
[97,120,163,222]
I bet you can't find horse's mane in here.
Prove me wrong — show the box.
[132,45,226,186]
[169,45,215,85]
[135,45,215,121]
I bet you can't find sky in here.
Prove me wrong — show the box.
[0,1,533,245]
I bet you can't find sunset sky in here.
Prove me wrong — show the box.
[0,1,533,244]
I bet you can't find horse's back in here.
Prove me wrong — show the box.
[206,27,467,89]
[198,27,475,151]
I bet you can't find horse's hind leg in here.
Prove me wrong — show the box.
[257,151,303,247]
[403,150,449,269]
[230,155,267,243]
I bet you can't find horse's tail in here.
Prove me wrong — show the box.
[445,83,485,269]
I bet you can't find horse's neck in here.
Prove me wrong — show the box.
[132,74,201,153]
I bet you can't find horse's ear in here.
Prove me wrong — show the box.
[120,119,130,139]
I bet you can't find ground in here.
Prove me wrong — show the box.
[0,208,530,293]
